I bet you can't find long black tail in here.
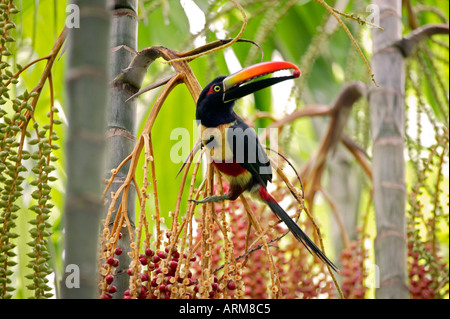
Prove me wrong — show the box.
[259,186,338,272]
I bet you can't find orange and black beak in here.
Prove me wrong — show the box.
[222,61,300,103]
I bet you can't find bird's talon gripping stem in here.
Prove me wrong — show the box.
[189,194,230,204]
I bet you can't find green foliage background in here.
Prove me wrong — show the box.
[1,0,448,298]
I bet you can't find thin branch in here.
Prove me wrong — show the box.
[178,38,264,62]
[302,205,344,298]
[396,24,449,57]
[125,73,176,102]
[320,188,351,249]
[101,153,134,199]
[331,7,383,30]
[264,146,305,200]
[301,82,367,202]
[4,56,51,87]
[212,232,288,275]
[18,28,67,130]
[259,104,331,143]
[313,0,378,86]
[341,134,372,179]
[163,0,247,64]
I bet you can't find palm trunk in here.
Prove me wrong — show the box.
[106,0,138,298]
[62,0,111,299]
[328,150,363,251]
[370,0,409,299]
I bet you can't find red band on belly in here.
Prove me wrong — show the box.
[213,161,247,177]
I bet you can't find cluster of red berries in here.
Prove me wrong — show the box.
[99,183,342,299]
[100,227,237,299]
[231,194,336,299]
[242,248,272,298]
[188,199,246,298]
[228,205,277,298]
[277,239,335,299]
[339,239,367,299]
[408,249,434,298]
[200,190,336,299]
[193,274,235,299]
[407,232,449,299]
[100,243,124,299]
[143,247,196,299]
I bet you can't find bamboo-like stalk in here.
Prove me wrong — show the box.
[105,0,139,298]
[369,9,448,300]
[370,0,409,299]
[62,0,111,299]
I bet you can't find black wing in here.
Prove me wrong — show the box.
[227,117,272,187]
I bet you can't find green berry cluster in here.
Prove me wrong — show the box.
[0,0,21,299]
[1,0,62,299]
[24,115,61,299]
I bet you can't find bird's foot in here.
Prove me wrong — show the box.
[189,194,230,204]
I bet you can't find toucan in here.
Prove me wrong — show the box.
[191,61,337,272]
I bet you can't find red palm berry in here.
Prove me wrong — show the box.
[139,254,148,265]
[105,274,114,284]
[141,273,150,282]
[145,248,154,257]
[157,251,167,259]
[169,260,178,271]
[152,255,160,264]
[108,285,117,294]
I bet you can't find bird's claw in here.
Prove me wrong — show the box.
[188,195,229,204]
[188,198,206,204]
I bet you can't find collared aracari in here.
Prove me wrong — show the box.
[191,61,337,272]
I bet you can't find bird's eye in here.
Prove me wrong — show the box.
[213,85,221,92]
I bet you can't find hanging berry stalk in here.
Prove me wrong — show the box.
[1,4,65,297]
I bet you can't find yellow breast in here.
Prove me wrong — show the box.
[200,123,235,163]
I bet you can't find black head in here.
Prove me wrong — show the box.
[195,61,301,127]
[196,76,237,127]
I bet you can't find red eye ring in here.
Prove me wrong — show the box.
[206,85,221,95]
[206,85,215,95]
